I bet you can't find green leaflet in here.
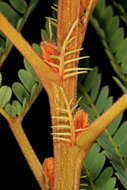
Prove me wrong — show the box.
[95,86,109,114]
[0,38,5,55]
[0,86,12,108]
[24,59,40,82]
[41,29,49,41]
[83,67,98,92]
[5,100,22,117]
[12,82,30,103]
[11,43,42,117]
[110,27,124,53]
[12,100,22,116]
[90,73,101,102]
[116,39,127,64]
[84,143,105,181]
[18,69,36,93]
[78,67,126,189]
[81,143,116,190]
[24,44,41,82]
[9,0,28,14]
[92,0,127,90]
[30,83,39,102]
[94,168,116,190]
[0,2,20,27]
[5,103,17,117]
[0,0,39,67]
[114,121,127,157]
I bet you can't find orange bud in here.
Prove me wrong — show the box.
[40,40,59,72]
[74,110,89,135]
[43,157,54,189]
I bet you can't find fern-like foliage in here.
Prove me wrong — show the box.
[112,0,127,27]
[0,0,39,67]
[0,0,56,118]
[81,143,117,190]
[91,0,127,91]
[78,67,127,189]
[0,43,42,118]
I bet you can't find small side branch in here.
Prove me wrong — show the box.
[77,92,127,148]
[0,13,59,86]
[8,119,45,189]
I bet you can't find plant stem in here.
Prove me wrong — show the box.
[0,13,59,85]
[79,82,127,170]
[77,92,127,147]
[8,119,45,189]
[113,76,127,93]
[0,0,39,67]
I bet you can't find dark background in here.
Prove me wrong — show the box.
[0,0,124,189]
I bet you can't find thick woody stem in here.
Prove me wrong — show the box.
[52,1,80,190]
[51,1,99,190]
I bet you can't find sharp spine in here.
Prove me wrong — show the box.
[52,116,69,121]
[65,48,84,56]
[65,56,89,65]
[52,125,70,129]
[53,137,71,142]
[45,17,57,22]
[64,68,90,73]
[51,132,71,136]
[45,61,59,68]
[71,96,82,112]
[50,55,60,60]
[56,107,69,113]
[75,128,87,132]
[64,71,88,79]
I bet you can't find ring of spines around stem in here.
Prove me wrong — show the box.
[41,18,91,82]
[51,87,89,145]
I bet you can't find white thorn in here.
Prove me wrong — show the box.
[45,17,57,22]
[65,48,84,56]
[80,184,88,186]
[75,128,88,132]
[80,175,87,179]
[71,96,82,112]
[50,21,57,27]
[64,68,91,73]
[51,6,58,12]
[50,55,60,60]
[52,125,70,129]
[69,98,73,106]
[46,61,59,68]
[51,132,71,136]
[53,137,71,142]
[52,116,69,121]
[56,107,68,113]
[64,19,78,43]
[65,56,89,65]
[53,3,58,7]
[64,36,76,49]
[64,71,88,79]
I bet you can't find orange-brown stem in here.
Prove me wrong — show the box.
[51,1,98,190]
[8,119,45,189]
[77,92,127,148]
[0,13,59,87]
